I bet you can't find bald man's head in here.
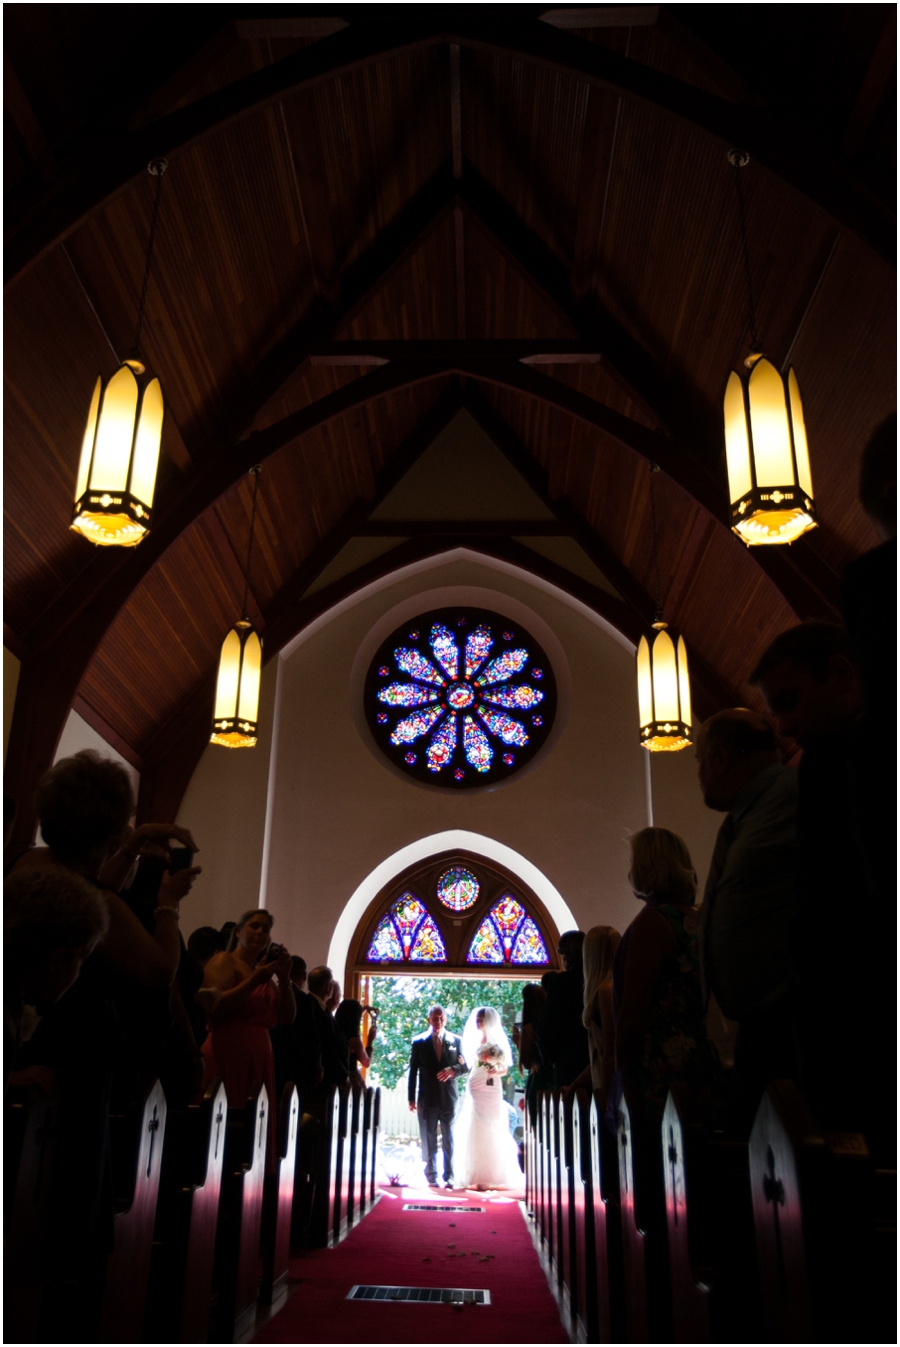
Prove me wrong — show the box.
[695,709,779,811]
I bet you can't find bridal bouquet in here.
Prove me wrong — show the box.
[477,1042,507,1086]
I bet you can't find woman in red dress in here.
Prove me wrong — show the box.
[199,908,295,1168]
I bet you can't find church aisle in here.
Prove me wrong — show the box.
[253,1182,568,1344]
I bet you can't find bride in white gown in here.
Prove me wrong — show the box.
[454,1006,523,1190]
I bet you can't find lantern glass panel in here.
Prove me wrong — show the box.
[651,628,679,722]
[788,368,813,499]
[237,629,262,723]
[748,359,793,487]
[130,377,163,508]
[75,377,101,503]
[677,636,692,729]
[90,365,137,491]
[636,636,653,728]
[724,371,753,502]
[214,628,242,720]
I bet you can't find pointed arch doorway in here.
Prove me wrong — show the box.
[347,848,563,1003]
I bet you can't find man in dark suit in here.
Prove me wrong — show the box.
[537,929,589,1089]
[408,1005,468,1188]
[304,964,350,1121]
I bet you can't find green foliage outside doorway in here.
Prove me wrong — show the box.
[364,974,539,1097]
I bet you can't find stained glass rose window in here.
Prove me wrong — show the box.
[365,608,556,786]
[436,866,479,912]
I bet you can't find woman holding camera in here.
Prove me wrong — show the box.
[199,908,295,1168]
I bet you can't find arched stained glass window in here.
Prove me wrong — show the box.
[467,894,550,966]
[437,866,479,912]
[366,892,448,963]
[365,608,556,787]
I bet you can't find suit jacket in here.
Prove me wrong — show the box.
[537,968,589,1089]
[303,995,350,1114]
[408,1029,467,1108]
[271,989,321,1101]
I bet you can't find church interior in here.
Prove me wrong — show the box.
[4,4,896,1344]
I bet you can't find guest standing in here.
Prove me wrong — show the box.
[695,709,799,1129]
[200,908,294,1167]
[537,929,590,1088]
[615,828,719,1125]
[562,924,620,1109]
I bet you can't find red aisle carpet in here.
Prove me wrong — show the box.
[253,1182,568,1345]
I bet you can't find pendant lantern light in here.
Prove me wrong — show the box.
[723,150,817,546]
[212,466,264,749]
[71,159,169,547]
[636,464,693,752]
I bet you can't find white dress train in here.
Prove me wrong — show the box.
[454,1065,523,1189]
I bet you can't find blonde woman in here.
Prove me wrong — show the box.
[613,827,720,1124]
[561,925,620,1109]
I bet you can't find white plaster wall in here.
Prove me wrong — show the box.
[54,709,140,799]
[259,554,652,974]
[175,659,277,932]
[174,555,726,972]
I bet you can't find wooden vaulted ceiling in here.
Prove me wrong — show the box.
[4,4,896,849]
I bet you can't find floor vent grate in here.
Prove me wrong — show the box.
[402,1203,485,1213]
[348,1284,490,1304]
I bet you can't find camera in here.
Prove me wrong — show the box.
[267,943,285,960]
[362,1005,379,1020]
[168,847,194,873]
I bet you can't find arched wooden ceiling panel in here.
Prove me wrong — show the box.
[75,380,456,753]
[480,383,797,706]
[782,234,896,573]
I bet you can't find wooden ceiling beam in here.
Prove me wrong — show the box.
[195,166,457,455]
[4,16,445,286]
[460,388,745,715]
[309,339,606,363]
[359,520,569,536]
[6,12,892,288]
[458,167,717,449]
[458,359,841,622]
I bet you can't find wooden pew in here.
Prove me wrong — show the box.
[749,1079,894,1346]
[368,1086,381,1206]
[4,1084,58,1344]
[542,1091,560,1282]
[260,1083,300,1306]
[533,1093,548,1254]
[615,1090,650,1343]
[571,1089,596,1343]
[326,1081,350,1248]
[337,1084,358,1240]
[524,1094,538,1221]
[211,1081,268,1341]
[146,1079,228,1344]
[662,1083,763,1345]
[557,1092,577,1333]
[99,1079,168,1343]
[588,1090,623,1343]
[348,1086,365,1235]
[358,1087,374,1221]
[662,1084,713,1343]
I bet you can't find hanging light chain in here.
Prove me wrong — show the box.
[241,466,262,620]
[130,158,168,361]
[648,461,662,623]
[727,148,760,354]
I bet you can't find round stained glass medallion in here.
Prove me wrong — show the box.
[365,608,557,787]
[436,866,480,912]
